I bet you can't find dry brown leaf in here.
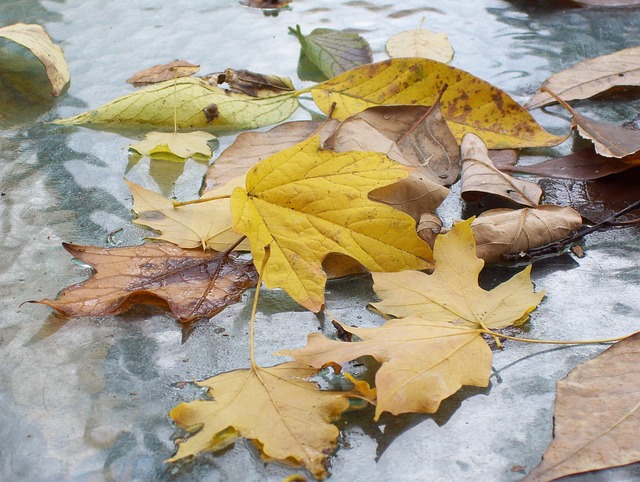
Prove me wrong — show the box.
[416,212,443,246]
[168,361,351,479]
[497,147,637,180]
[216,68,295,97]
[573,111,640,158]
[35,243,258,323]
[523,332,640,481]
[202,120,338,193]
[471,206,583,263]
[526,46,640,109]
[328,104,460,186]
[461,133,542,206]
[126,60,200,86]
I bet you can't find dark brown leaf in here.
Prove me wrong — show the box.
[498,147,637,180]
[216,68,295,97]
[35,243,258,323]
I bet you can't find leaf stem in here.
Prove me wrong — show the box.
[250,245,271,369]
[396,83,448,146]
[172,194,232,207]
[479,329,633,346]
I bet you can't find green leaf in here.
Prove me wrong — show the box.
[289,25,372,78]
[52,77,299,131]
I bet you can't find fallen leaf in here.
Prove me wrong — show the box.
[523,332,640,481]
[311,58,565,148]
[0,23,70,96]
[417,212,443,246]
[167,361,351,479]
[35,243,257,323]
[526,46,640,109]
[497,147,637,180]
[230,135,433,312]
[126,178,249,251]
[386,21,454,63]
[327,103,460,186]
[241,0,292,8]
[471,206,583,263]
[282,318,491,419]
[126,60,200,86]
[283,219,544,418]
[324,112,450,220]
[289,25,373,79]
[572,110,640,158]
[202,120,339,193]
[371,218,545,329]
[460,133,542,206]
[216,68,295,97]
[52,77,299,130]
[571,0,640,4]
[129,131,215,162]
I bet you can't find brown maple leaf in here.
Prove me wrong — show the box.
[35,243,258,323]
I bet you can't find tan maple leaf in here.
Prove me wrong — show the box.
[281,219,545,418]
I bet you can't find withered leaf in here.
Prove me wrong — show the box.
[126,60,200,86]
[216,68,295,97]
[461,133,542,206]
[328,104,460,186]
[202,120,338,193]
[416,212,443,247]
[35,243,258,323]
[471,206,583,263]
[526,46,640,109]
[497,147,637,180]
[572,110,640,158]
[523,332,640,481]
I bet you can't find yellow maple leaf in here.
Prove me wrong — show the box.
[282,318,490,419]
[167,361,351,479]
[126,178,249,251]
[129,131,216,162]
[230,136,433,312]
[281,219,544,418]
[311,58,565,149]
[372,218,545,329]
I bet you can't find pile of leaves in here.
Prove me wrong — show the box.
[3,14,640,482]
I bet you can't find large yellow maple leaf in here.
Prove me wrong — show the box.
[230,136,433,312]
[167,361,352,479]
[282,219,544,418]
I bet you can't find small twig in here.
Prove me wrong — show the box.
[172,194,231,207]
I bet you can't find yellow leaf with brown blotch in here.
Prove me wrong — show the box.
[230,135,433,312]
[167,361,352,479]
[311,58,566,148]
[52,77,298,130]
